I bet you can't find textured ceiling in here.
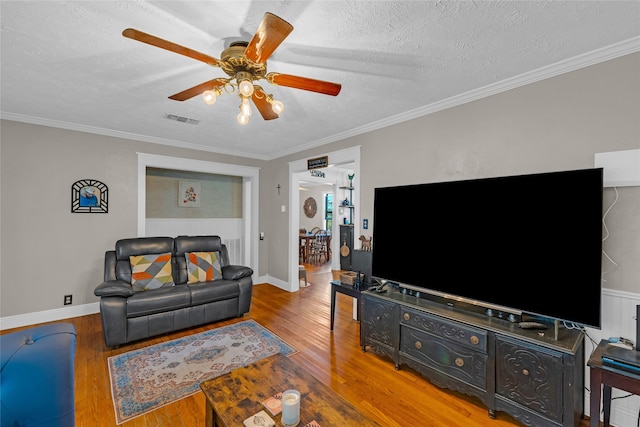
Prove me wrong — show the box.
[1,1,639,160]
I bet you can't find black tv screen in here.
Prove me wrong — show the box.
[371,168,603,328]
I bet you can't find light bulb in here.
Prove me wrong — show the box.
[202,90,217,105]
[237,112,249,125]
[238,79,254,97]
[241,96,252,117]
[271,99,284,114]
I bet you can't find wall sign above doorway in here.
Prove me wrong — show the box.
[307,156,328,170]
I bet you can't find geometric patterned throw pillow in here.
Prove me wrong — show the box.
[129,252,175,291]
[186,251,223,284]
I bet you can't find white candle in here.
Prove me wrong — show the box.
[281,389,300,426]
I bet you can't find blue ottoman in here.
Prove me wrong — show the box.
[1,323,76,427]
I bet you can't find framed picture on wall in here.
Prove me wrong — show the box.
[71,179,108,213]
[179,180,201,207]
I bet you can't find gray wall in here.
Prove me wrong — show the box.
[1,52,638,319]
[0,124,264,317]
[263,52,640,292]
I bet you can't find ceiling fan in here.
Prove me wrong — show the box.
[123,12,342,125]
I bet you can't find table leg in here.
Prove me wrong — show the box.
[603,384,612,427]
[590,368,602,427]
[299,239,306,263]
[330,284,337,331]
[305,240,310,263]
[205,398,220,427]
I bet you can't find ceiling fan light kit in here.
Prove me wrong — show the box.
[123,12,341,125]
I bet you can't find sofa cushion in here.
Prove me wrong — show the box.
[129,252,175,291]
[188,280,240,305]
[186,251,223,284]
[126,285,191,317]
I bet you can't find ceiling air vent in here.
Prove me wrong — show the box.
[165,114,199,125]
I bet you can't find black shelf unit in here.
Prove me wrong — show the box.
[339,185,355,225]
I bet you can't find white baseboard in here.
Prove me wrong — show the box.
[0,302,100,330]
[0,278,278,330]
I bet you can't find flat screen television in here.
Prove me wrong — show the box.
[371,167,603,329]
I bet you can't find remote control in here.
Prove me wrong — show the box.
[518,321,547,330]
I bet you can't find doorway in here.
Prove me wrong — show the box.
[299,181,333,266]
[288,146,361,291]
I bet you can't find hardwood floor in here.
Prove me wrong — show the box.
[3,263,595,426]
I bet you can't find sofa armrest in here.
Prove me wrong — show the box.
[94,280,134,298]
[222,265,254,281]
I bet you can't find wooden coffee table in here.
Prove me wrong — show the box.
[200,353,381,427]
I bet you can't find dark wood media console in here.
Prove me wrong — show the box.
[361,288,585,427]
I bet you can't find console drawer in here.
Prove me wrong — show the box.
[400,307,487,352]
[400,325,487,389]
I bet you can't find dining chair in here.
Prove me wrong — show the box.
[323,234,332,261]
[299,232,311,263]
[309,230,329,264]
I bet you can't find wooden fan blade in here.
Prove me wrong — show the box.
[244,13,293,64]
[252,89,279,120]
[123,28,220,67]
[169,79,226,101]
[267,73,342,96]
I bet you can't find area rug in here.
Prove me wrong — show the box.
[108,319,297,424]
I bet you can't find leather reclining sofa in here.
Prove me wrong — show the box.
[94,235,253,348]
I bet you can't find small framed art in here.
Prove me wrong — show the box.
[179,180,201,207]
[71,179,108,213]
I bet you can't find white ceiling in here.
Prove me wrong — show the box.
[2,1,639,160]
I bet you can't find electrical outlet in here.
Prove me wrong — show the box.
[64,294,72,305]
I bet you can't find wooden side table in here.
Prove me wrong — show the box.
[587,339,640,427]
[330,280,368,330]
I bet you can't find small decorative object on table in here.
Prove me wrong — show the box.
[261,392,283,416]
[243,410,275,427]
[359,235,372,251]
[281,389,301,427]
[340,271,364,287]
